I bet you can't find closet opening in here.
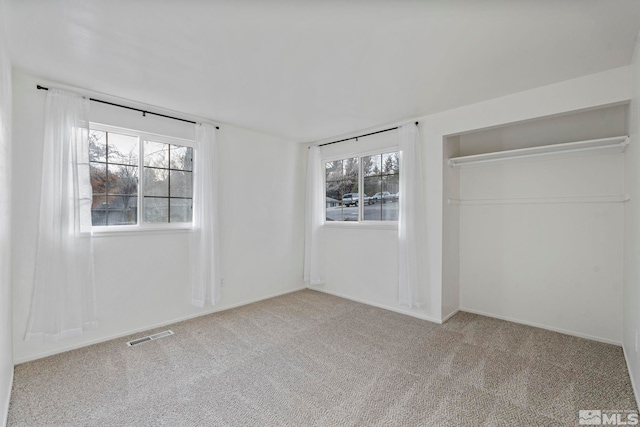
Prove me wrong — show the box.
[442,103,629,344]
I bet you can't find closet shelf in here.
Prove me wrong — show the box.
[448,135,628,167]
[447,195,631,206]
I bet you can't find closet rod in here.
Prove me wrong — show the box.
[317,122,419,148]
[448,135,628,167]
[37,85,219,129]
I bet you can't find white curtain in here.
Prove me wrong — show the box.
[25,89,97,342]
[191,123,221,307]
[304,146,325,285]
[398,123,428,307]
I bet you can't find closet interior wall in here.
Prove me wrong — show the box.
[445,104,628,344]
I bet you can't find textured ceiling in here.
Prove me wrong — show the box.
[6,0,640,142]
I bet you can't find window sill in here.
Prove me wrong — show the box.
[91,225,193,237]
[324,221,398,231]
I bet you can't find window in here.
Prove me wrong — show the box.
[325,151,399,222]
[89,124,194,228]
[143,140,193,223]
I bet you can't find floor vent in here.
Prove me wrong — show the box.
[127,330,174,347]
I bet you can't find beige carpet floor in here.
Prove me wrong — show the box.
[7,289,638,426]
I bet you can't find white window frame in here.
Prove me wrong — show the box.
[322,145,399,230]
[89,122,195,235]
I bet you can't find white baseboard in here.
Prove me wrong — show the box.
[460,306,621,346]
[441,308,459,323]
[623,345,640,411]
[14,286,307,365]
[1,367,12,427]
[308,286,442,324]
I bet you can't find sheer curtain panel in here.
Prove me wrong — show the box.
[398,123,428,307]
[191,123,221,307]
[25,89,97,342]
[304,146,325,285]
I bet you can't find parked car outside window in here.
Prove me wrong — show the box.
[342,193,359,207]
[372,191,396,203]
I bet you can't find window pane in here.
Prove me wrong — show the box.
[170,198,192,223]
[170,171,193,198]
[328,182,355,222]
[340,181,357,221]
[90,131,141,227]
[363,176,381,201]
[106,195,137,226]
[144,141,169,168]
[109,165,138,195]
[91,195,107,226]
[382,175,399,221]
[325,198,343,222]
[326,160,343,181]
[363,176,382,221]
[170,145,193,171]
[144,168,168,197]
[326,179,341,203]
[382,201,399,221]
[363,200,382,220]
[108,132,139,166]
[90,163,107,194]
[342,204,358,222]
[383,174,399,196]
[89,130,107,162]
[343,157,359,184]
[382,152,399,174]
[342,177,358,196]
[90,160,139,226]
[144,197,168,223]
[363,154,382,177]
[325,177,342,221]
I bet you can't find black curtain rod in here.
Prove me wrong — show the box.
[317,122,419,147]
[36,85,219,129]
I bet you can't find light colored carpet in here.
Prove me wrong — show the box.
[8,289,637,426]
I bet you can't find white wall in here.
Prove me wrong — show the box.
[311,65,631,326]
[11,70,306,363]
[455,106,626,344]
[0,0,12,424]
[624,31,640,405]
